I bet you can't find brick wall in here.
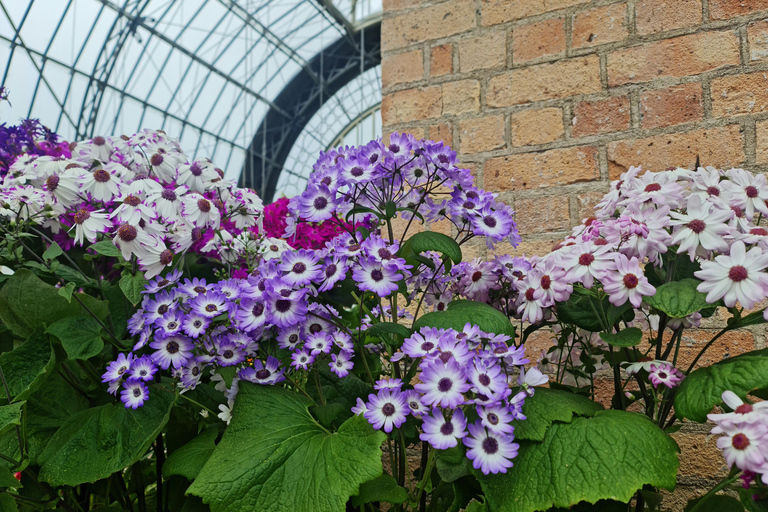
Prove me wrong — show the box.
[380,0,768,508]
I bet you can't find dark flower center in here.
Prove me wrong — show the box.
[440,421,454,436]
[289,334,298,344]
[133,388,141,397]
[388,144,400,153]
[252,303,265,316]
[378,248,392,260]
[158,305,169,315]
[275,299,291,313]
[623,273,639,289]
[437,377,453,392]
[350,166,364,177]
[321,176,332,186]
[371,269,384,282]
[706,186,720,196]
[194,285,207,293]
[198,198,211,212]
[746,185,759,198]
[192,366,200,376]
[118,224,137,242]
[736,404,754,414]
[74,209,90,224]
[578,253,595,266]
[751,228,768,236]
[292,262,307,274]
[381,403,396,417]
[223,350,234,359]
[482,437,499,454]
[309,323,322,334]
[644,183,662,192]
[439,351,453,364]
[93,136,106,146]
[483,216,497,228]
[732,433,750,450]
[729,265,748,282]
[151,153,164,166]
[93,169,110,183]
[472,271,483,282]
[325,264,337,277]
[46,174,59,190]
[160,250,173,265]
[124,195,141,206]
[413,168,424,178]
[190,163,203,176]
[487,412,499,425]
[166,341,179,354]
[463,201,476,209]
[541,275,551,290]
[313,196,328,210]
[525,288,535,301]
[687,219,706,233]
[421,341,434,352]
[658,372,668,379]
[478,374,491,386]
[256,369,271,380]
[161,189,177,201]
[205,304,217,312]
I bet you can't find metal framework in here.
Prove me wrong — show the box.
[0,0,382,198]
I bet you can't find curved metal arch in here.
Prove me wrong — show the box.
[238,19,381,202]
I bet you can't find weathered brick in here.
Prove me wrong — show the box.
[382,0,425,11]
[459,30,506,72]
[711,71,768,117]
[635,0,702,35]
[512,18,566,63]
[607,31,740,86]
[676,329,756,370]
[430,44,453,77]
[509,107,564,146]
[382,0,476,51]
[484,146,600,191]
[576,189,610,221]
[572,3,628,49]
[381,86,442,124]
[481,0,589,25]
[486,237,561,258]
[487,56,601,107]
[640,82,703,128]
[672,430,729,478]
[710,0,768,20]
[382,49,424,89]
[459,115,506,154]
[749,20,768,62]
[428,123,453,146]
[754,119,768,163]
[442,80,480,115]
[429,218,453,236]
[515,196,571,234]
[572,96,630,137]
[606,125,744,179]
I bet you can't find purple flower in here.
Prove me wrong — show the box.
[374,378,403,391]
[404,390,427,418]
[317,256,348,292]
[239,356,285,385]
[265,290,308,328]
[648,363,684,389]
[296,185,338,222]
[121,378,149,409]
[307,332,333,355]
[178,277,210,297]
[280,250,322,287]
[402,328,443,358]
[128,355,157,382]
[235,298,268,332]
[414,360,470,409]
[353,257,402,297]
[181,313,210,338]
[329,351,354,378]
[180,360,206,389]
[464,420,518,475]
[364,389,409,433]
[155,310,184,336]
[420,408,468,449]
[149,335,194,370]
[469,359,507,398]
[277,325,303,350]
[291,348,314,370]
[103,353,134,383]
[214,337,246,367]
[190,291,228,318]
[477,404,515,436]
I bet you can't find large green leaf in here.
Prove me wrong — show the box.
[555,287,632,333]
[349,474,408,508]
[0,333,55,402]
[164,427,218,481]
[0,401,24,435]
[675,350,768,422]
[478,410,679,512]
[119,271,148,306]
[413,300,515,337]
[46,316,104,360]
[407,231,462,271]
[365,322,412,342]
[38,387,175,486]
[0,269,108,338]
[644,278,708,318]
[188,384,386,512]
[510,388,604,441]
[90,240,121,257]
[599,328,643,348]
[0,492,18,511]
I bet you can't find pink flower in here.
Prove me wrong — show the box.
[601,254,655,308]
[648,363,683,389]
[694,240,768,309]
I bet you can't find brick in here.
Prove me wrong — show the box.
[429,218,452,236]
[576,189,610,221]
[430,44,453,77]
[459,30,506,72]
[382,49,424,89]
[635,0,702,35]
[749,20,768,61]
[513,18,566,63]
[572,3,628,49]
[459,115,506,154]
[606,125,744,180]
[710,0,768,20]
[711,71,768,117]
[488,56,601,107]
[381,86,442,125]
[382,0,476,51]
[607,31,740,86]
[676,330,755,370]
[481,0,588,25]
[428,123,453,146]
[484,146,600,191]
[572,96,630,137]
[755,119,768,163]
[509,107,564,146]
[672,430,729,478]
[382,0,425,11]
[640,82,703,128]
[515,196,571,234]
[442,80,480,115]
[487,237,562,258]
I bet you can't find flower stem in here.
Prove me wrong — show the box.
[414,448,435,512]
[687,470,740,512]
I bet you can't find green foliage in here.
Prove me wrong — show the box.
[90,240,121,258]
[0,467,21,488]
[119,271,148,306]
[675,349,768,422]
[0,493,18,511]
[413,300,516,337]
[38,387,176,486]
[46,316,104,360]
[56,282,76,303]
[644,279,709,318]
[405,231,462,272]
[350,474,408,508]
[477,410,679,512]
[555,287,633,333]
[41,242,63,262]
[365,322,412,344]
[684,495,743,512]
[0,401,24,435]
[164,427,218,481]
[0,333,55,402]
[188,384,386,512]
[600,328,643,348]
[436,445,471,483]
[510,388,604,441]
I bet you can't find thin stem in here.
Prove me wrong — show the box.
[414,448,435,511]
[419,441,429,512]
[686,327,731,374]
[133,462,147,512]
[155,434,165,512]
[313,368,326,406]
[397,429,407,488]
[687,470,740,512]
[177,393,218,416]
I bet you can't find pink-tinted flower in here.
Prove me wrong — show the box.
[602,254,656,308]
[648,363,683,389]
[694,240,768,308]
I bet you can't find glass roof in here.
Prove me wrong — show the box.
[0,0,382,196]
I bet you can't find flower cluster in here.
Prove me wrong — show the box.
[0,129,264,276]
[259,196,357,250]
[0,117,70,177]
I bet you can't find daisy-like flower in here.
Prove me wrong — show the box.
[176,160,219,192]
[414,359,471,409]
[318,256,349,292]
[721,168,768,219]
[239,356,285,385]
[329,351,354,378]
[182,313,209,338]
[402,328,443,358]
[624,357,665,376]
[351,397,368,416]
[146,185,187,220]
[517,367,549,396]
[561,243,615,288]
[277,325,303,350]
[127,355,158,382]
[235,299,268,332]
[403,390,427,418]
[709,391,768,428]
[149,335,194,369]
[477,404,516,436]
[291,349,314,370]
[102,353,134,382]
[190,291,229,318]
[180,193,221,228]
[296,184,338,222]
[601,254,656,308]
[694,240,768,308]
[137,240,175,279]
[353,257,403,297]
[70,208,111,246]
[468,359,508,398]
[265,290,308,328]
[420,408,468,449]
[280,249,322,286]
[82,167,122,202]
[464,420,519,475]
[669,195,732,260]
[715,421,768,473]
[121,378,149,409]
[648,362,683,389]
[364,389,410,433]
[307,332,333,355]
[215,337,246,367]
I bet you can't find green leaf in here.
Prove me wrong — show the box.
[477,410,679,512]
[57,282,76,303]
[0,467,21,489]
[675,349,768,422]
[384,200,397,220]
[556,287,632,333]
[188,384,386,512]
[89,240,121,257]
[413,300,515,337]
[0,492,18,510]
[0,333,55,402]
[730,309,767,329]
[119,271,147,306]
[164,427,218,481]
[38,387,175,486]
[684,495,743,512]
[599,328,643,348]
[0,401,24,435]
[510,388,604,441]
[644,279,709,318]
[46,316,104,360]
[464,499,488,512]
[42,242,63,262]
[436,445,471,483]
[365,322,411,343]
[350,474,408,508]
[216,366,238,389]
[407,231,462,266]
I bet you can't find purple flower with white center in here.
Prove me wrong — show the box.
[280,249,322,286]
[155,310,184,336]
[351,397,368,416]
[490,343,530,366]
[239,356,285,385]
[265,290,308,328]
[364,389,409,433]
[471,204,515,244]
[562,243,615,288]
[180,360,206,390]
[669,195,732,260]
[331,331,353,351]
[128,355,157,382]
[127,310,146,336]
[121,378,149,409]
[190,290,228,318]
[694,240,768,309]
[469,359,508,398]
[318,256,349,292]
[235,298,268,332]
[464,420,519,475]
[215,337,246,367]
[648,363,683,389]
[402,328,443,358]
[477,404,515,435]
[353,257,402,297]
[296,184,338,222]
[291,348,314,370]
[102,353,134,382]
[329,350,354,378]
[415,360,470,409]
[420,408,468,450]
[216,279,242,300]
[277,325,304,350]
[181,313,209,339]
[149,335,194,370]
[427,335,472,366]
[374,378,403,391]
[518,367,549,396]
[307,332,333,355]
[142,290,176,324]
[178,277,210,298]
[143,269,182,294]
[602,254,656,308]
[721,168,768,219]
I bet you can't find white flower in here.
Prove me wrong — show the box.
[669,195,732,260]
[217,399,235,424]
[694,240,768,308]
[721,168,768,219]
[70,208,111,246]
